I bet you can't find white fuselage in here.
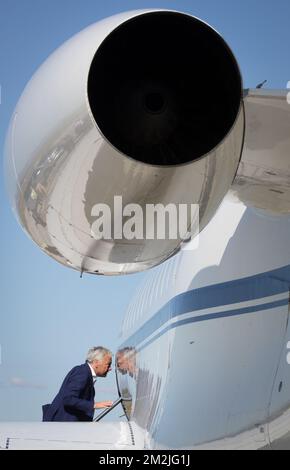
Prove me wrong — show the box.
[117,198,290,449]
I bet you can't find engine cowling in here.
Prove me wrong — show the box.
[5,9,244,275]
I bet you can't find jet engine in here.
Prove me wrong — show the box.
[5,10,244,275]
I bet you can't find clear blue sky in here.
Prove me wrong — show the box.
[0,0,289,421]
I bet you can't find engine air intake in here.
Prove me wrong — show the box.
[88,11,242,166]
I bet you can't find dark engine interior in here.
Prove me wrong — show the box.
[88,11,242,165]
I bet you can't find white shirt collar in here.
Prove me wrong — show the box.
[88,363,97,382]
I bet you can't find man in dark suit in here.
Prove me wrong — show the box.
[42,347,113,422]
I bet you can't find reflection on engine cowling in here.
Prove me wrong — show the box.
[5,10,244,275]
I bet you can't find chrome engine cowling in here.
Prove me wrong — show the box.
[5,10,244,275]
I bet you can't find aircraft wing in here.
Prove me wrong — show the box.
[231,88,290,213]
[0,421,144,450]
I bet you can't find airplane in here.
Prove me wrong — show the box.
[1,8,290,450]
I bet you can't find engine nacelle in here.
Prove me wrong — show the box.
[5,9,244,275]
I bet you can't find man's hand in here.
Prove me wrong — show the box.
[94,401,113,409]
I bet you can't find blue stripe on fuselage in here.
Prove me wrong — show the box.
[137,298,289,352]
[120,265,290,350]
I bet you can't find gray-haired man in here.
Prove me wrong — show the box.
[42,347,113,422]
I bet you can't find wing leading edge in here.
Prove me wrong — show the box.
[0,421,144,450]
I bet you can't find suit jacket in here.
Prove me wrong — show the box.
[42,363,95,422]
